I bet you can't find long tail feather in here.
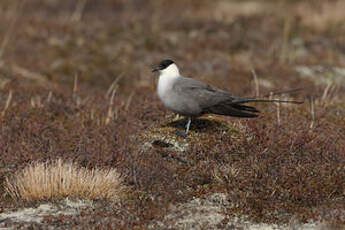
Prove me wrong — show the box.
[233,98,304,104]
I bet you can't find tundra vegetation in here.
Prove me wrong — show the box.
[0,0,344,229]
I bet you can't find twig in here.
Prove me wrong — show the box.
[321,82,332,104]
[46,91,53,103]
[31,96,42,108]
[251,69,260,97]
[30,97,35,108]
[73,74,78,98]
[73,74,82,106]
[276,102,281,126]
[310,96,315,129]
[106,73,124,98]
[270,92,281,126]
[280,16,291,64]
[71,0,88,22]
[90,109,95,121]
[125,92,134,111]
[2,90,13,116]
[105,87,117,125]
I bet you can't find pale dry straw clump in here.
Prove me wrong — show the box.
[5,159,125,202]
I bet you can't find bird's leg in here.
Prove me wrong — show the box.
[185,117,192,134]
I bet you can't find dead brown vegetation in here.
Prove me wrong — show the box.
[0,0,344,229]
[5,158,125,201]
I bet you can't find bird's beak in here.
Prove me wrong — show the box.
[152,66,162,72]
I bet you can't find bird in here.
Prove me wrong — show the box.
[152,59,303,135]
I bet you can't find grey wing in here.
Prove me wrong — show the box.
[172,77,259,117]
[172,77,233,109]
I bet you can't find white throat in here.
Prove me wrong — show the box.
[159,63,180,78]
[157,63,180,100]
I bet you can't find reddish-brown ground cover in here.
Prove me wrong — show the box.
[0,0,344,229]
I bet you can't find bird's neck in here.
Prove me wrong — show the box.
[159,64,180,78]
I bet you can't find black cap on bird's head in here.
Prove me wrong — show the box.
[152,59,174,72]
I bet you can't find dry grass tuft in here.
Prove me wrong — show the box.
[5,158,125,202]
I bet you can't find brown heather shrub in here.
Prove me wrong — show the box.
[0,0,345,228]
[5,158,125,202]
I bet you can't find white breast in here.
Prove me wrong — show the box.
[156,63,180,102]
[157,75,178,101]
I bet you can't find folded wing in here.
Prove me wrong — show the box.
[172,77,259,117]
